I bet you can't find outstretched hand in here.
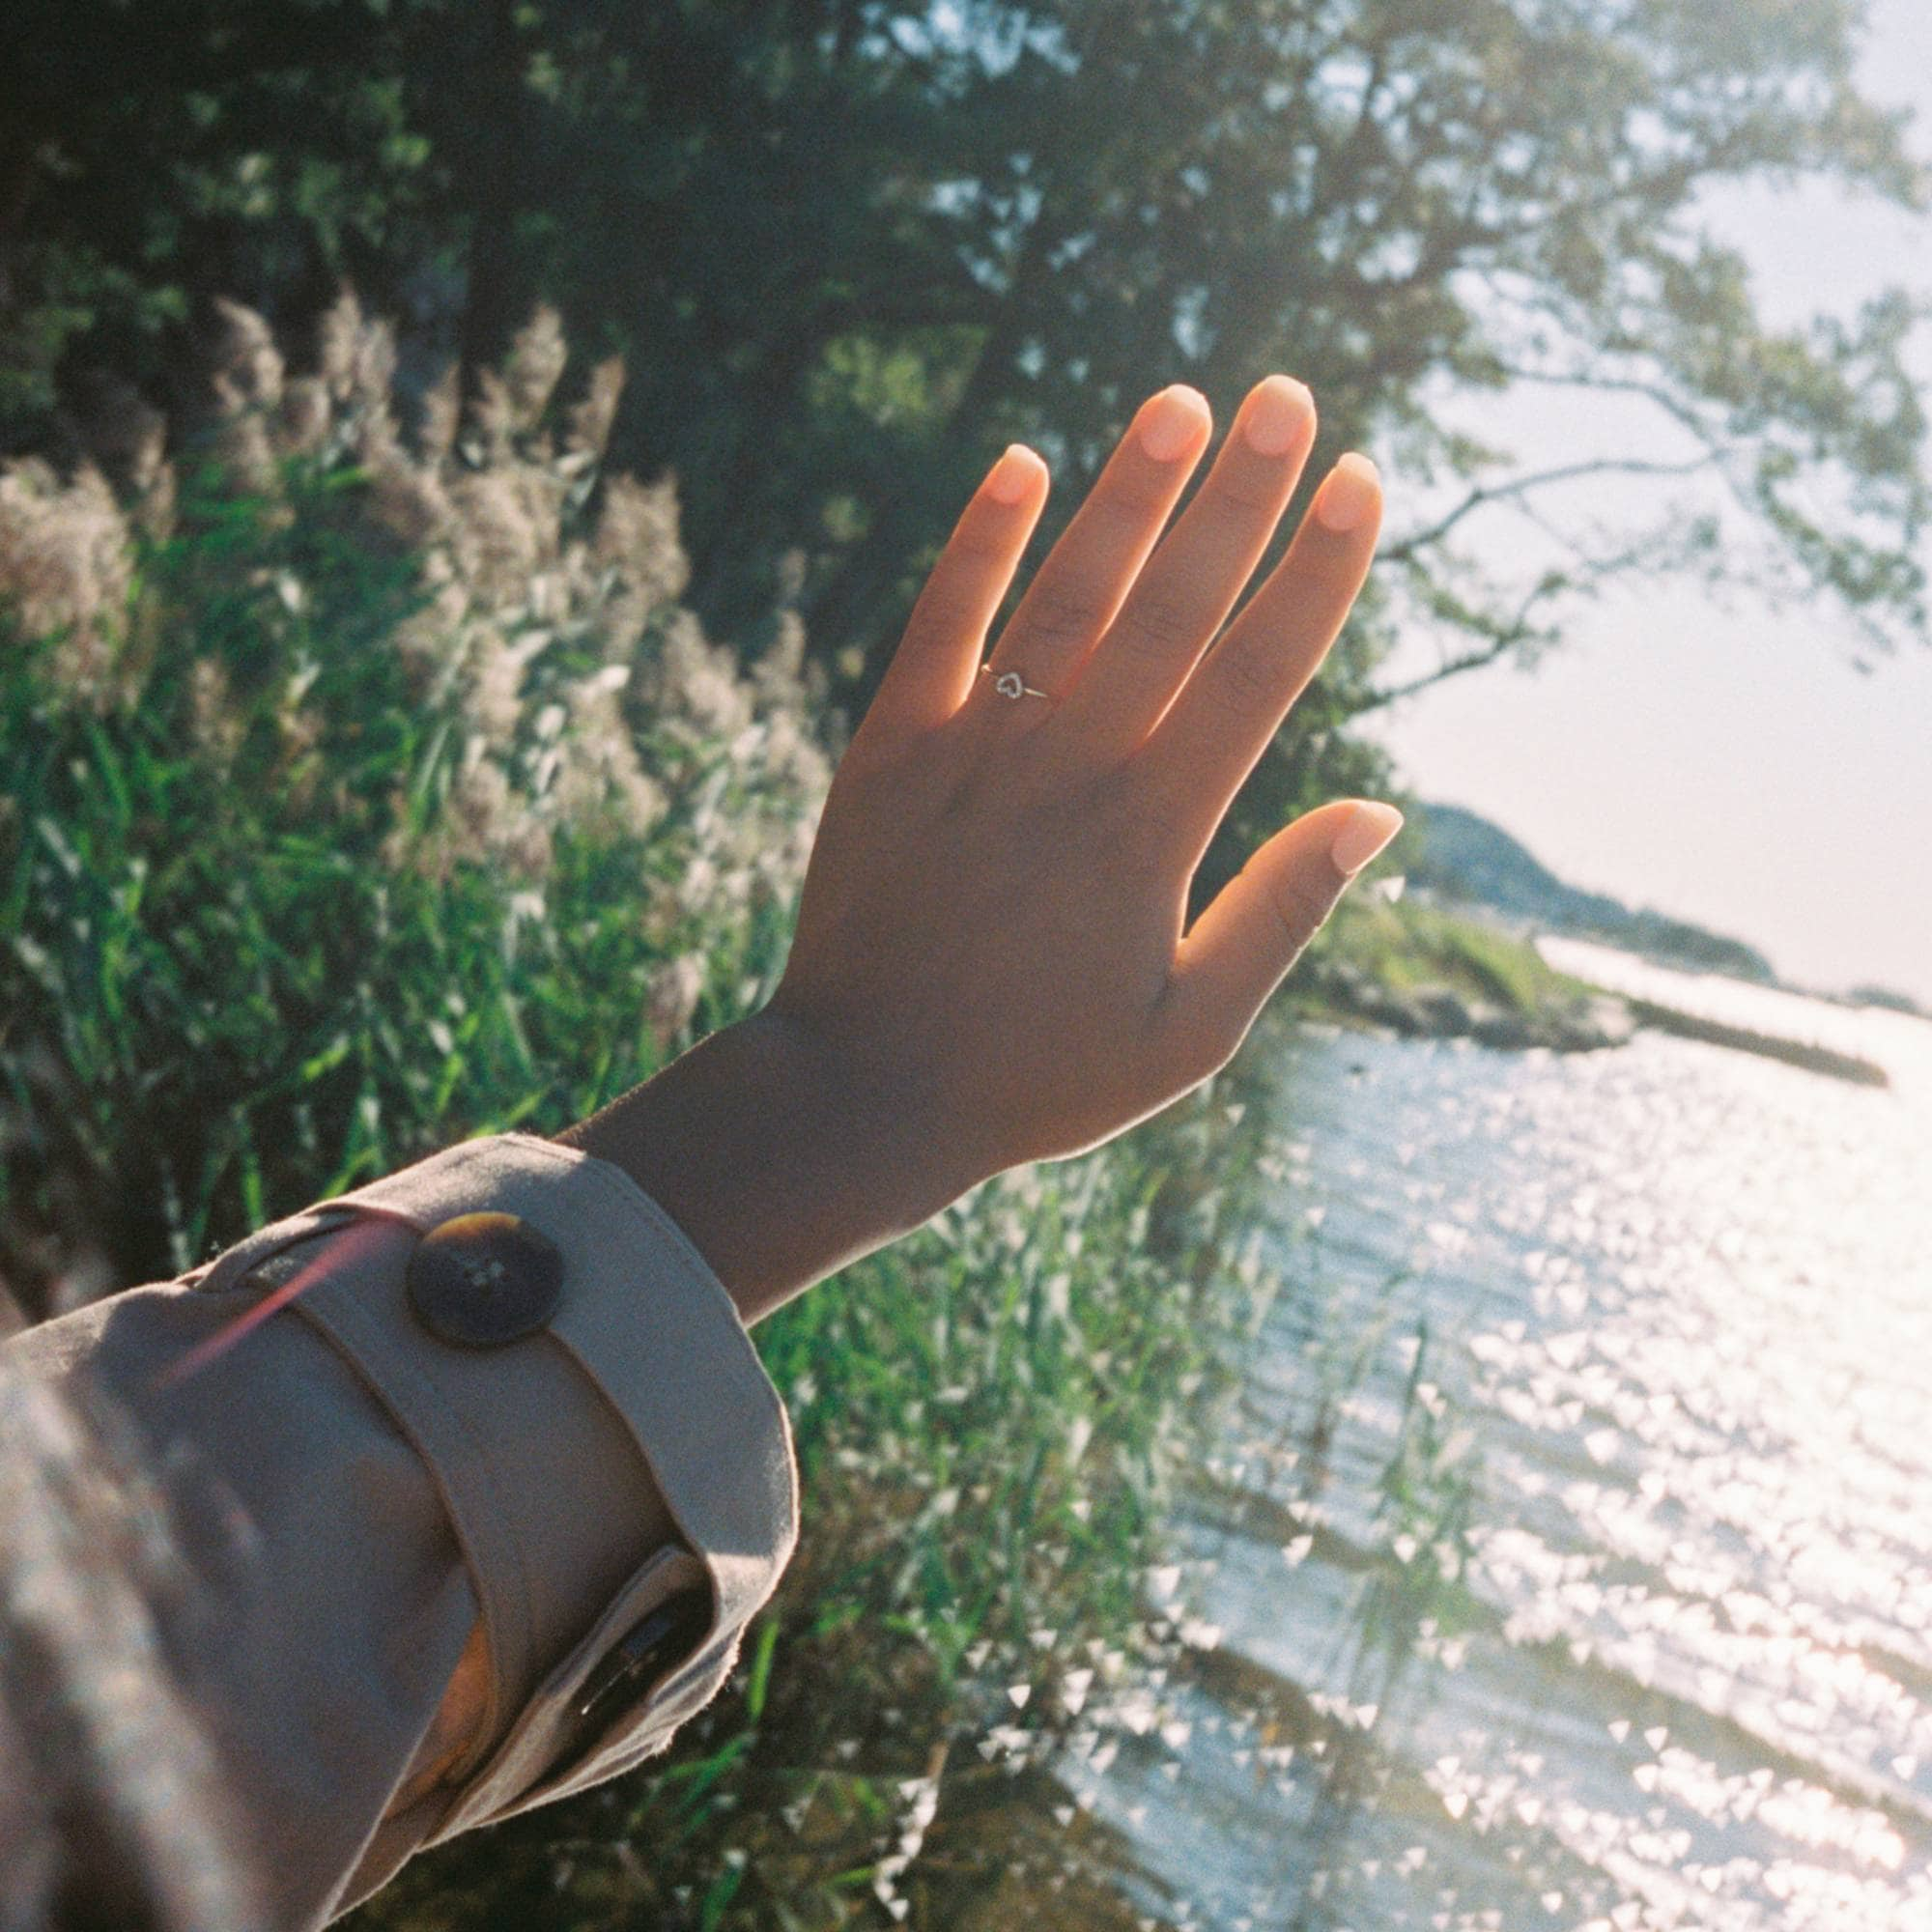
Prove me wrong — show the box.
[776,376,1398,1181]
[566,378,1400,1322]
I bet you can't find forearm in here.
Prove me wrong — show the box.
[7,1130,786,1926]
[559,1009,971,1325]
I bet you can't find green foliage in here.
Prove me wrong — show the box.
[0,302,827,1302]
[355,1080,1281,1930]
[1306,893,1597,1015]
[5,1,1927,888]
[1,304,1290,1926]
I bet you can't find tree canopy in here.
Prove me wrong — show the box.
[4,0,1926,848]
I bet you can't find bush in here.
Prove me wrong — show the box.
[0,296,827,1315]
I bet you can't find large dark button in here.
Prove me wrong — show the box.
[573,1586,715,1726]
[406,1211,563,1348]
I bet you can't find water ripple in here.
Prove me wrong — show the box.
[1068,965,1932,1931]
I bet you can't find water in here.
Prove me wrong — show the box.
[1065,960,1932,1931]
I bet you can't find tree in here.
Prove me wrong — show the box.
[5,1,1927,868]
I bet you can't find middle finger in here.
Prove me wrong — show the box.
[1141,453,1383,870]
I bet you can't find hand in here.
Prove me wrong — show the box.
[565,378,1400,1322]
[775,374,1398,1179]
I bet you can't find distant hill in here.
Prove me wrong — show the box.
[1848,984,1928,1019]
[1407,804,1777,984]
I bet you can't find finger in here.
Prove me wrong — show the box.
[858,442,1048,745]
[1142,454,1382,864]
[985,384,1211,698]
[1157,800,1403,1075]
[1066,376,1317,760]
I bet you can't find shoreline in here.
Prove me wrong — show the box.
[1623,996,1890,1089]
[1291,899,1891,1089]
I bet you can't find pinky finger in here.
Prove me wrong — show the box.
[1157,800,1403,1074]
[857,443,1049,746]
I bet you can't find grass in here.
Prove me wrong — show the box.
[0,326,1485,1929]
[1293,891,1605,1028]
[1,409,1306,1921]
[349,1065,1286,1931]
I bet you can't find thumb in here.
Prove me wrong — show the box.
[1161,799,1403,1071]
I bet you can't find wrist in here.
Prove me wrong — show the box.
[560,1007,970,1324]
[734,1001,990,1251]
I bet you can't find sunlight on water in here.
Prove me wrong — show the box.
[1061,961,1932,1930]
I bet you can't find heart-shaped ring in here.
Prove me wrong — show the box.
[982,666,1048,700]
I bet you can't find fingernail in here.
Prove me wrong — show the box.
[1330,801,1404,876]
[1138,384,1210,463]
[1241,376,1314,457]
[985,442,1042,505]
[1313,453,1380,533]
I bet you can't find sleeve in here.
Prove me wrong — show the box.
[2,1131,800,1930]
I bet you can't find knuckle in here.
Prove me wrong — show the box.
[1209,463,1284,520]
[947,515,1012,570]
[1111,583,1199,662]
[1113,466,1176,518]
[909,580,977,642]
[1203,639,1278,719]
[1085,763,1148,830]
[1086,484,1162,552]
[1018,580,1098,653]
[1267,867,1339,949]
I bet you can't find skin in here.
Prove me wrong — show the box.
[392,375,1400,1809]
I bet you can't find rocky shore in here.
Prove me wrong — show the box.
[1300,957,1637,1054]
[1294,923,1890,1088]
[1624,997,1890,1089]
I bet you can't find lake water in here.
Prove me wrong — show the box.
[1064,956,1932,1931]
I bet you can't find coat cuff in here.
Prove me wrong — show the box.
[268,1131,799,1833]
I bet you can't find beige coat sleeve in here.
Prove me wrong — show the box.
[5,1131,800,1929]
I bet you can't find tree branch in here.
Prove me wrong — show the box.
[1381,453,1716,562]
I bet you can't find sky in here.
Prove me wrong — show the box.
[1362,0,1932,1004]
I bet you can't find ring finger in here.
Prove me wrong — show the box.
[982,384,1212,701]
[1065,374,1318,761]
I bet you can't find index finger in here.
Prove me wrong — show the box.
[1139,453,1382,868]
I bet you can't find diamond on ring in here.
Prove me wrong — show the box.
[982,666,1048,700]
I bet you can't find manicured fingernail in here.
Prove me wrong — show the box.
[1138,384,1210,463]
[1241,375,1314,457]
[1313,453,1380,533]
[985,442,1043,505]
[1330,801,1404,876]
